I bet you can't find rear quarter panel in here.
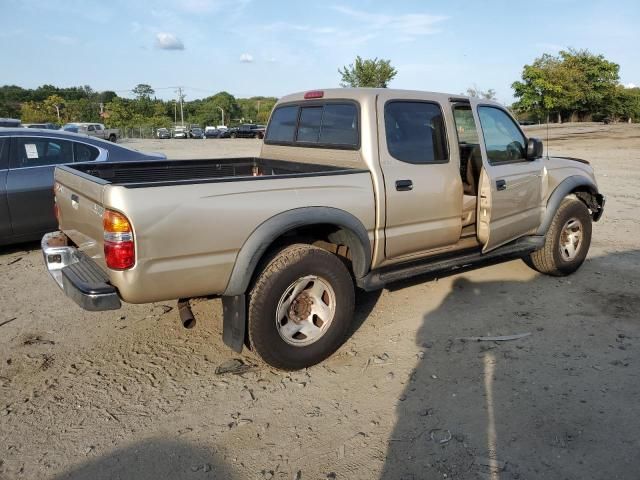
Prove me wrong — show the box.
[104,172,376,303]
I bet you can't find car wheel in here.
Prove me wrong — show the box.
[524,196,592,276]
[108,134,117,142]
[248,244,355,370]
[230,133,237,139]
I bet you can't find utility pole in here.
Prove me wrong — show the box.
[176,87,185,126]
[174,100,177,124]
[217,106,225,126]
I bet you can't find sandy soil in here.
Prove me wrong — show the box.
[1,125,639,480]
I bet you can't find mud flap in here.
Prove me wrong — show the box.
[222,295,246,353]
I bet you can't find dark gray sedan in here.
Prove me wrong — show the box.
[0,128,166,246]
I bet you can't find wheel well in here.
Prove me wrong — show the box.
[571,186,604,219]
[258,223,362,276]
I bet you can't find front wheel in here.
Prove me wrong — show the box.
[524,196,592,276]
[248,244,355,370]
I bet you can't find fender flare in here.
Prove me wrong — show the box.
[223,207,372,297]
[536,175,601,236]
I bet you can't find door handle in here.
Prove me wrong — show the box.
[496,179,507,191]
[395,179,413,191]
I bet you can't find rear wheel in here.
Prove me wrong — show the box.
[524,197,592,276]
[248,244,355,370]
[108,134,117,142]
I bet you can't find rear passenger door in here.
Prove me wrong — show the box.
[377,93,463,260]
[6,136,74,237]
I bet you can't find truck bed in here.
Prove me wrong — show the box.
[68,157,364,188]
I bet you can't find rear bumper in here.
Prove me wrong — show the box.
[42,231,121,311]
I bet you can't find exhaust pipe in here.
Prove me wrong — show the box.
[178,298,196,329]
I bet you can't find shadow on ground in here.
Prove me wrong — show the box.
[380,250,640,479]
[52,438,239,480]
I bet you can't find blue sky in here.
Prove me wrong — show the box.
[2,0,639,104]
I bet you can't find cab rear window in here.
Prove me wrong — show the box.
[265,102,359,149]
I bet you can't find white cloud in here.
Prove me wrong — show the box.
[46,34,76,45]
[331,6,448,38]
[624,82,637,89]
[240,53,254,63]
[155,33,184,50]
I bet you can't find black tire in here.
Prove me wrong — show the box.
[230,133,237,139]
[248,244,355,370]
[524,196,592,276]
[108,134,117,142]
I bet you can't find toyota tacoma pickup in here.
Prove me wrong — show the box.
[42,88,604,370]
[63,123,120,142]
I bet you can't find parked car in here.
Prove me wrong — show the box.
[190,127,204,139]
[43,88,604,370]
[518,120,536,126]
[218,128,232,138]
[204,128,221,139]
[62,123,120,142]
[23,123,59,130]
[156,128,171,139]
[173,126,188,139]
[230,124,265,139]
[0,118,22,128]
[0,128,166,246]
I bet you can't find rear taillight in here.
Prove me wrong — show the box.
[103,210,135,270]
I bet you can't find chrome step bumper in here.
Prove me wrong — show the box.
[42,232,121,311]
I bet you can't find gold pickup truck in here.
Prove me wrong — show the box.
[42,88,604,370]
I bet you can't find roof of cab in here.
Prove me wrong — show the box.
[277,88,503,108]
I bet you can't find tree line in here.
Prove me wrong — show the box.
[2,48,638,128]
[0,84,277,129]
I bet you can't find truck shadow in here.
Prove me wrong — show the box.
[51,438,239,480]
[379,250,640,479]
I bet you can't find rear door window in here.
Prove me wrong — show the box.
[13,137,74,168]
[384,101,448,164]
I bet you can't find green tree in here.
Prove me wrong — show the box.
[465,87,497,100]
[338,56,397,88]
[193,91,241,126]
[43,94,65,122]
[512,49,620,123]
[20,101,46,122]
[132,84,155,100]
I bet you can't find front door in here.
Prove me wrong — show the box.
[474,105,544,252]
[378,93,463,260]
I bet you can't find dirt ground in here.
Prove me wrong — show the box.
[1,124,639,480]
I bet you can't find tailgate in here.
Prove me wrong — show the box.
[54,166,108,265]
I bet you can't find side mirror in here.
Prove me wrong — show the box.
[527,137,543,160]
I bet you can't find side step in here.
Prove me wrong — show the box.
[358,236,544,291]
